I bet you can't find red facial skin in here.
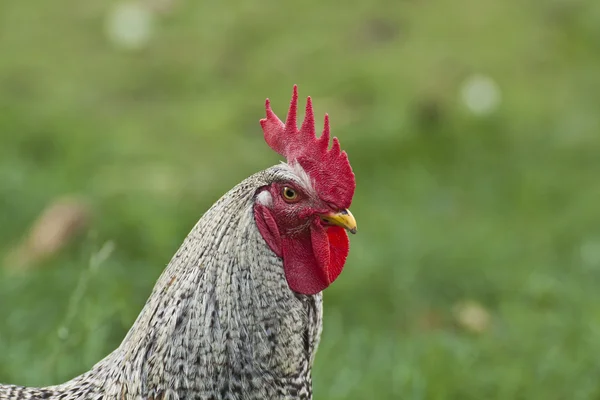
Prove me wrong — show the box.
[254,182,349,295]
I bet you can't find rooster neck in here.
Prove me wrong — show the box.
[82,167,323,399]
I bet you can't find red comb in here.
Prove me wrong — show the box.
[260,85,356,209]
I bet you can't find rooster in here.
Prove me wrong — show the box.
[0,85,357,400]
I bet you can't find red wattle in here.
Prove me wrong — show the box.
[255,206,350,295]
[324,225,349,283]
[281,233,328,295]
[281,221,349,295]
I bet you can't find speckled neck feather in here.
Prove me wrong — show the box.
[0,166,323,400]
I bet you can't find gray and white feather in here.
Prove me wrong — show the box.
[0,164,324,400]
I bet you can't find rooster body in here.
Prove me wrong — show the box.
[0,87,356,400]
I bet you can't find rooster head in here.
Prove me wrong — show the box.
[254,85,357,295]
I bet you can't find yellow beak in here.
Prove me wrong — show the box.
[319,209,357,234]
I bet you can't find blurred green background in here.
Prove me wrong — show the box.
[1,0,600,399]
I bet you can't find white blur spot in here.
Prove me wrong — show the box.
[256,191,273,207]
[106,2,154,50]
[58,326,69,340]
[581,237,600,270]
[460,74,501,116]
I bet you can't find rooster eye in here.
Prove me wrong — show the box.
[282,187,298,201]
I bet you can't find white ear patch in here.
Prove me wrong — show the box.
[256,190,273,207]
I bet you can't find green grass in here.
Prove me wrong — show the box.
[1,0,600,398]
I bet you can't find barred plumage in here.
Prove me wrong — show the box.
[1,166,324,400]
[1,86,357,400]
